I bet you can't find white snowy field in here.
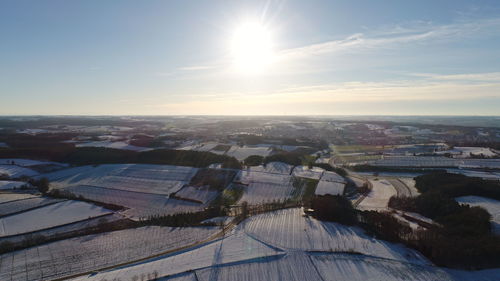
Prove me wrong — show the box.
[0,200,112,237]
[292,166,324,180]
[0,180,28,190]
[71,208,500,281]
[314,180,345,196]
[357,179,397,211]
[437,147,498,158]
[243,208,427,264]
[224,145,272,160]
[456,196,500,234]
[76,141,151,151]
[245,162,293,174]
[0,197,64,217]
[320,171,346,183]
[446,169,500,181]
[174,186,219,204]
[0,159,65,167]
[0,165,38,178]
[0,226,218,281]
[0,193,38,204]
[370,156,500,169]
[239,181,299,204]
[397,177,420,196]
[47,164,199,196]
[62,185,205,219]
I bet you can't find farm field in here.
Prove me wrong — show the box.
[0,165,38,178]
[0,159,65,167]
[314,180,345,196]
[174,185,219,204]
[0,181,28,190]
[0,226,218,281]
[0,196,64,217]
[0,193,38,204]
[47,164,199,196]
[320,171,346,183]
[245,162,293,174]
[455,196,500,234]
[357,179,396,211]
[0,200,112,237]
[76,141,151,151]
[236,169,298,204]
[370,156,500,169]
[292,165,324,180]
[71,208,500,281]
[224,145,272,160]
[62,185,204,219]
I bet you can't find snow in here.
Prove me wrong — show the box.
[0,193,38,204]
[76,141,151,151]
[397,177,420,196]
[456,196,500,234]
[175,185,219,204]
[0,200,112,237]
[371,156,500,169]
[62,185,204,219]
[0,165,39,178]
[437,147,498,158]
[0,197,64,217]
[292,165,324,180]
[225,145,272,160]
[357,179,397,211]
[0,226,218,281]
[315,180,345,196]
[246,162,293,174]
[320,171,346,183]
[0,180,28,190]
[47,164,198,196]
[201,216,233,225]
[72,231,282,281]
[0,158,65,167]
[243,208,427,264]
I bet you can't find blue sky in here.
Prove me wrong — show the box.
[1,0,500,115]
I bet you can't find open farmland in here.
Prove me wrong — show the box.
[0,200,112,237]
[70,208,500,281]
[236,169,298,204]
[370,156,500,169]
[456,196,500,234]
[0,193,38,204]
[292,165,324,180]
[357,179,396,211]
[0,181,29,190]
[0,165,38,178]
[62,185,204,219]
[0,196,64,217]
[224,145,272,160]
[314,180,345,196]
[47,164,199,196]
[0,226,218,281]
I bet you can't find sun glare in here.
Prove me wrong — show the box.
[230,22,274,74]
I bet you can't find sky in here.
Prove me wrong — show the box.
[1,0,500,115]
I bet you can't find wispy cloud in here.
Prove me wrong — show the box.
[412,72,500,82]
[178,65,217,71]
[277,18,500,61]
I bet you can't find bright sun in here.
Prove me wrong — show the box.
[230,22,274,74]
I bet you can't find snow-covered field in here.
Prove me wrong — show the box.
[245,162,293,174]
[370,156,500,169]
[0,200,112,237]
[292,166,324,180]
[0,226,218,281]
[0,193,38,204]
[0,197,64,217]
[0,181,28,190]
[62,185,204,219]
[357,179,397,211]
[69,208,500,281]
[437,147,498,158]
[0,159,65,167]
[315,180,345,196]
[225,145,272,160]
[0,165,38,178]
[320,171,346,183]
[76,141,151,151]
[47,164,199,196]
[236,169,297,204]
[456,196,500,234]
[174,185,219,204]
